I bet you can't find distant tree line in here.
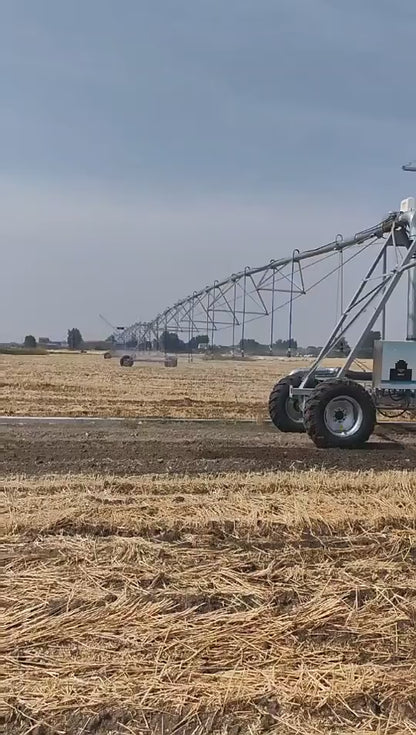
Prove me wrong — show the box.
[143,329,381,358]
[237,330,380,358]
[239,338,298,356]
[22,330,86,350]
[327,331,381,359]
[19,327,382,359]
[24,335,37,349]
[67,328,84,350]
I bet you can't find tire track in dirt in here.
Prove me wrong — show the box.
[2,419,416,475]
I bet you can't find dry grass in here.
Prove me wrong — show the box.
[3,468,416,733]
[1,352,359,419]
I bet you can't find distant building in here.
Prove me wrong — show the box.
[41,340,66,349]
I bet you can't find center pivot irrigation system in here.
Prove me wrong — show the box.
[110,162,416,449]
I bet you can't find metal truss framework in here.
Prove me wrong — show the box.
[112,210,414,357]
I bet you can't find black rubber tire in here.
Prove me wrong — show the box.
[268,374,305,433]
[304,378,376,449]
[120,355,134,367]
[346,369,373,382]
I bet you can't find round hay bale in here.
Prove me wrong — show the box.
[120,355,134,367]
[164,356,178,368]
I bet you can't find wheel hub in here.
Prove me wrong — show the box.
[285,396,303,423]
[324,395,363,437]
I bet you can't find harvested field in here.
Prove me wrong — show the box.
[4,462,416,734]
[1,352,349,419]
[3,355,416,734]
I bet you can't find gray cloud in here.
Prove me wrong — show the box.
[0,0,414,343]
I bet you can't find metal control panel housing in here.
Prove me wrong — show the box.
[373,340,416,390]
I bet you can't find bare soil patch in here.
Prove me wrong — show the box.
[1,418,416,476]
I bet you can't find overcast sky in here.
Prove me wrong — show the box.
[0,0,415,344]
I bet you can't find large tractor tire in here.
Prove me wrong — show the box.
[304,378,376,449]
[120,355,134,367]
[268,374,305,433]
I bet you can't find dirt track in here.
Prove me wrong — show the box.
[2,418,416,475]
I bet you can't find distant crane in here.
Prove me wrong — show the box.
[98,314,125,335]
[98,314,126,359]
